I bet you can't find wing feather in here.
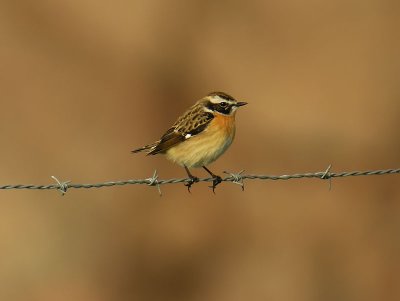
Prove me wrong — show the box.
[148,107,213,155]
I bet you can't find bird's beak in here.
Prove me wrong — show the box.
[235,101,248,107]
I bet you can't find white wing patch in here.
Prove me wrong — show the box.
[185,134,192,139]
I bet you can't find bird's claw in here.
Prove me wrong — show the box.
[208,176,222,194]
[184,176,199,193]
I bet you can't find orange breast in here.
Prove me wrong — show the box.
[211,112,236,136]
[164,112,237,168]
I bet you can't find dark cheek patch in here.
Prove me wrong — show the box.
[206,101,217,111]
[206,102,232,115]
[215,105,231,115]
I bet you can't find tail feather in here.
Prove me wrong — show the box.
[131,142,158,154]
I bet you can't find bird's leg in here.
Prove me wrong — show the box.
[202,166,222,193]
[184,166,199,193]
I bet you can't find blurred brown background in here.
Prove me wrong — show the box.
[1,0,399,300]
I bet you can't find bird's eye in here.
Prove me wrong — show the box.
[220,102,228,107]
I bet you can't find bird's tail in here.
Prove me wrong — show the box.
[131,142,158,154]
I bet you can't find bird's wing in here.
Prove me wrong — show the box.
[147,108,213,155]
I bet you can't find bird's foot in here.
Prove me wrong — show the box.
[184,176,199,193]
[208,175,222,194]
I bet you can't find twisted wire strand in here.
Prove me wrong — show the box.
[0,168,399,194]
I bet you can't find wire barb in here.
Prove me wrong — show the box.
[146,170,162,196]
[224,170,245,191]
[51,176,70,196]
[320,164,332,190]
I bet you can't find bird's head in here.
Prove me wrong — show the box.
[202,91,247,116]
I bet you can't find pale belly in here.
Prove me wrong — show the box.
[165,126,236,168]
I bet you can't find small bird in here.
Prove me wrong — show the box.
[132,92,247,192]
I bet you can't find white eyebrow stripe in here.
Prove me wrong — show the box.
[209,95,235,104]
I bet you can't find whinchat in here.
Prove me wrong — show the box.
[132,92,247,191]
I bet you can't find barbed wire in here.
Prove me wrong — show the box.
[0,166,399,196]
